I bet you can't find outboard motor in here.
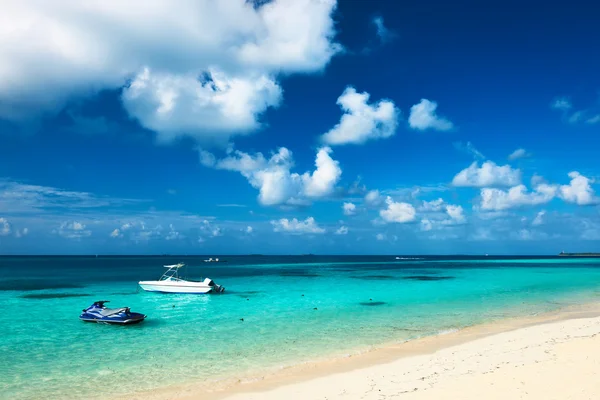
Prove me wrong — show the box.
[205,278,225,293]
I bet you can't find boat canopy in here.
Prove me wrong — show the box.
[163,263,185,268]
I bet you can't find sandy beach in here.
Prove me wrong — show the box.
[139,304,600,400]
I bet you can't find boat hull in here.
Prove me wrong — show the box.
[79,315,146,325]
[138,281,215,294]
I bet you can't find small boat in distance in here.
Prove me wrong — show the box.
[203,257,226,263]
[138,263,225,294]
[79,301,146,325]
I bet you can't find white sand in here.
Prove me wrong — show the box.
[220,316,600,400]
[128,308,600,400]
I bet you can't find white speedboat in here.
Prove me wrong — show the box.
[138,263,225,294]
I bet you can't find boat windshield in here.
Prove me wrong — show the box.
[158,263,203,282]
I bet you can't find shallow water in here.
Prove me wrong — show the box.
[1,255,600,399]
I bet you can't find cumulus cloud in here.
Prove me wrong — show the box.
[364,190,383,207]
[551,97,572,111]
[335,226,349,235]
[343,202,357,216]
[271,217,325,234]
[375,233,386,241]
[420,219,433,232]
[483,172,599,211]
[0,218,11,236]
[380,196,416,223]
[320,87,399,145]
[408,99,454,131]
[559,172,598,205]
[480,184,556,211]
[202,146,341,206]
[0,0,340,142]
[418,200,466,229]
[122,68,283,144]
[53,221,92,239]
[110,228,123,238]
[532,210,546,226]
[245,226,254,234]
[452,161,521,188]
[508,148,531,161]
[445,205,466,224]
[419,198,445,212]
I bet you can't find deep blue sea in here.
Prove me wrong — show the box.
[1,255,600,399]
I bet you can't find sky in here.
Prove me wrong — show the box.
[0,0,599,255]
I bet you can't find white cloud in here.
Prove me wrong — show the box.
[0,180,143,215]
[508,148,531,161]
[320,87,399,145]
[110,228,123,238]
[165,224,182,240]
[364,190,383,207]
[480,184,557,211]
[408,99,454,131]
[559,171,599,205]
[453,141,485,160]
[54,221,92,239]
[420,219,433,232]
[532,210,546,226]
[380,196,416,223]
[372,16,395,43]
[0,0,340,141]
[0,218,11,236]
[452,161,521,188]
[343,202,357,216]
[15,227,29,238]
[587,114,600,124]
[445,205,466,224]
[551,97,572,111]
[510,229,549,241]
[202,146,341,206]
[335,226,348,235]
[470,228,494,241]
[122,67,283,144]
[419,201,466,229]
[420,198,445,212]
[375,233,386,241]
[245,226,253,234]
[271,217,325,234]
[198,219,223,238]
[568,111,585,124]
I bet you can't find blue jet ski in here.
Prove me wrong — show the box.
[79,301,146,325]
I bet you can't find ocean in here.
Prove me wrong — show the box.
[1,255,600,399]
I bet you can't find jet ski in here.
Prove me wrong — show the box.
[79,301,146,325]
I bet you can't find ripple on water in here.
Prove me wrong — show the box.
[20,293,91,300]
[0,280,85,291]
[349,275,396,280]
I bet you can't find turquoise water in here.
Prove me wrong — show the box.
[1,256,600,399]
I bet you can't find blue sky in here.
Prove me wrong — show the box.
[1,0,599,255]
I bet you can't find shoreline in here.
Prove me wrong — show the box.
[121,300,600,400]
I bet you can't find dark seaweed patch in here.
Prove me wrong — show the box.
[233,291,263,297]
[402,275,454,281]
[0,280,85,291]
[20,293,91,300]
[359,301,387,306]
